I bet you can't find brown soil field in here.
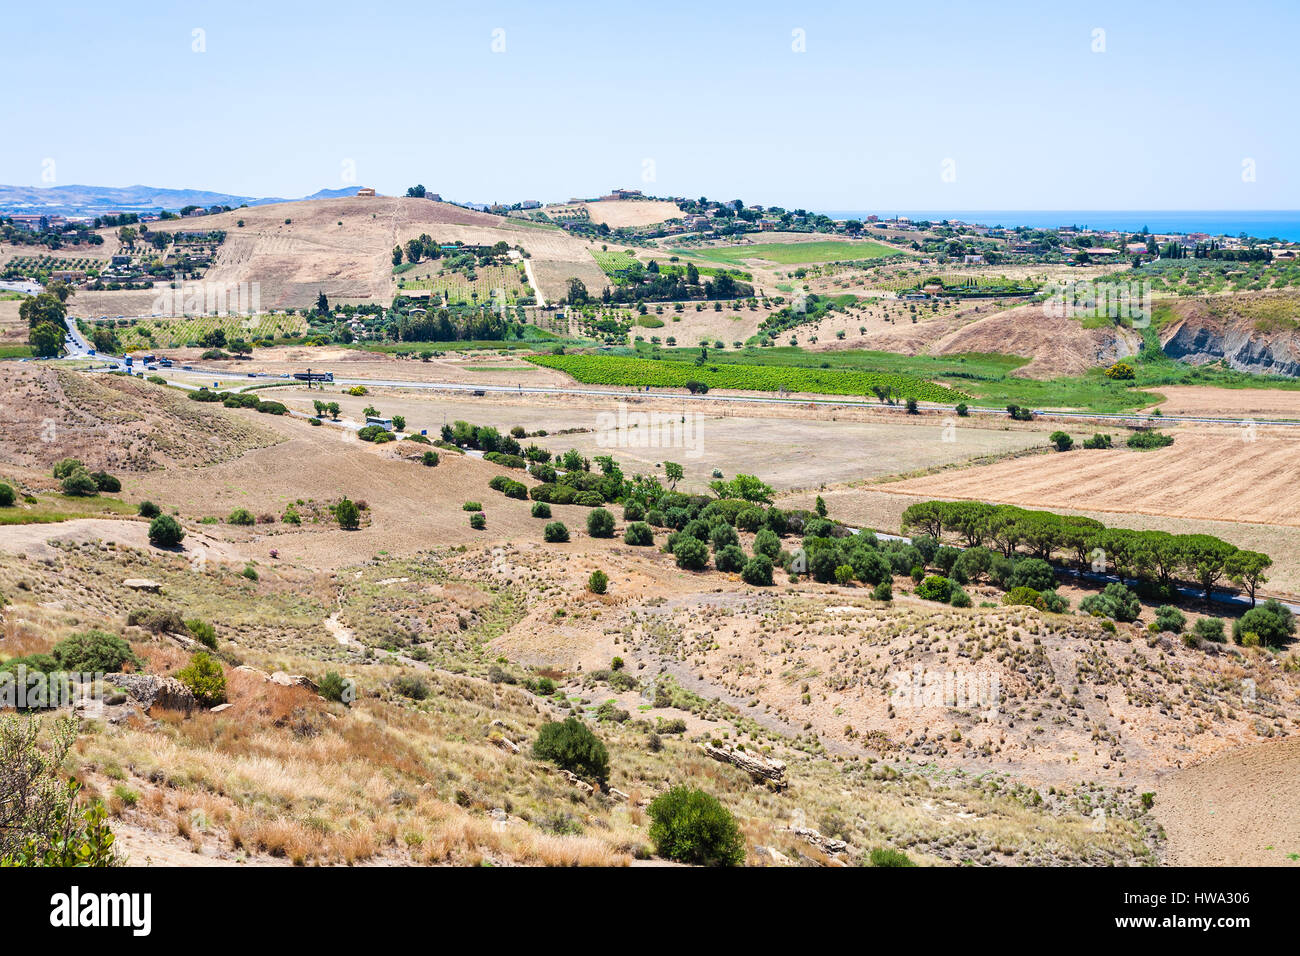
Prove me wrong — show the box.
[1149,384,1300,418]
[880,427,1300,529]
[578,199,681,228]
[1154,736,1300,866]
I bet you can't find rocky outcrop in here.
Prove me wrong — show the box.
[701,742,787,789]
[108,674,197,715]
[1162,319,1300,376]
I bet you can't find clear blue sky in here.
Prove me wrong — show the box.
[4,0,1297,209]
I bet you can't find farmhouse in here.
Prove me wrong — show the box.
[356,187,377,197]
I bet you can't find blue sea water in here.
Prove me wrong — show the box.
[816,210,1300,242]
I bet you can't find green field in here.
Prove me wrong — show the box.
[397,264,531,305]
[0,494,138,526]
[672,240,899,266]
[525,353,968,402]
[88,313,309,350]
[0,344,34,359]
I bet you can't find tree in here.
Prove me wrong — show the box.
[392,245,403,266]
[91,326,120,353]
[391,415,406,432]
[587,570,608,594]
[532,718,609,783]
[663,461,684,490]
[586,508,615,537]
[543,521,570,543]
[1227,550,1271,607]
[406,184,426,198]
[1233,599,1294,648]
[1181,534,1237,605]
[673,535,709,570]
[326,402,340,420]
[60,467,99,497]
[29,322,62,357]
[335,498,361,530]
[147,514,185,548]
[1049,430,1074,451]
[565,278,589,305]
[1080,583,1141,623]
[708,473,774,504]
[647,786,745,866]
[316,291,329,315]
[624,522,654,546]
[741,554,774,586]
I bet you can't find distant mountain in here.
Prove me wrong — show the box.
[0,183,362,216]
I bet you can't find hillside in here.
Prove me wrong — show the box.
[1160,291,1300,375]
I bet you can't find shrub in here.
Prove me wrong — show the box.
[624,522,654,546]
[1152,605,1186,634]
[674,535,710,571]
[833,564,855,586]
[318,671,351,704]
[52,630,141,673]
[1127,430,1174,450]
[175,652,227,706]
[421,451,439,467]
[228,508,255,526]
[1079,583,1141,623]
[588,569,608,594]
[532,717,609,782]
[868,848,916,867]
[335,498,361,530]
[1233,599,1295,647]
[1003,586,1046,610]
[147,514,185,548]
[915,575,953,603]
[586,508,615,538]
[531,501,552,519]
[392,674,428,701]
[1193,617,1226,643]
[715,544,746,573]
[647,786,745,866]
[0,483,13,507]
[90,471,120,493]
[463,501,483,511]
[871,579,893,602]
[751,528,781,561]
[1010,558,1056,592]
[741,554,774,586]
[1083,433,1113,449]
[543,521,570,543]
[949,586,971,608]
[61,468,99,497]
[469,512,486,530]
[52,458,83,479]
[623,502,645,522]
[1048,431,1073,452]
[709,523,740,552]
[1039,589,1069,613]
[241,565,258,581]
[137,500,161,518]
[184,619,218,649]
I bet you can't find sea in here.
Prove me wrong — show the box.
[816,210,1300,242]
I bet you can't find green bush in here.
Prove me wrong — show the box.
[868,847,916,867]
[949,586,971,608]
[90,471,121,493]
[51,630,141,673]
[915,575,953,603]
[391,673,428,700]
[543,521,570,543]
[53,458,84,479]
[228,508,255,526]
[1039,589,1069,613]
[588,569,608,594]
[137,500,161,518]
[0,483,14,507]
[421,451,439,467]
[1010,558,1055,592]
[335,498,361,530]
[531,501,552,519]
[175,652,227,706]
[1127,430,1174,450]
[147,514,185,548]
[871,579,893,602]
[740,554,774,586]
[624,521,654,546]
[532,717,609,782]
[586,508,615,538]
[1048,431,1073,452]
[469,512,486,530]
[184,619,218,649]
[715,544,746,573]
[1003,586,1045,610]
[61,468,99,497]
[462,501,482,511]
[1193,617,1226,643]
[673,536,710,571]
[1079,583,1141,623]
[623,502,645,522]
[1232,599,1294,647]
[647,786,745,866]
[318,671,351,703]
[1152,605,1186,634]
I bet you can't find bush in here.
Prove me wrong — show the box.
[61,468,99,497]
[335,498,361,530]
[1039,589,1069,613]
[588,569,608,594]
[463,501,483,511]
[90,471,120,493]
[1233,599,1295,647]
[184,619,218,649]
[1010,558,1056,592]
[532,717,609,782]
[871,579,893,602]
[0,483,13,507]
[228,508,255,526]
[868,847,916,867]
[1193,617,1226,643]
[915,575,953,603]
[715,544,746,573]
[586,508,615,538]
[1003,586,1046,610]
[147,514,185,548]
[543,521,570,543]
[622,502,645,522]
[318,671,351,704]
[175,652,227,706]
[137,500,160,518]
[1049,431,1073,452]
[1127,430,1174,450]
[469,512,486,530]
[392,674,428,700]
[51,630,141,673]
[52,458,83,479]
[1152,605,1186,634]
[740,554,774,586]
[673,535,710,571]
[1083,433,1113,449]
[421,451,439,467]
[709,523,740,552]
[531,501,552,519]
[647,786,745,866]
[949,586,971,608]
[1079,583,1141,623]
[624,522,654,546]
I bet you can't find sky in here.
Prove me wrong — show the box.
[3,0,1298,210]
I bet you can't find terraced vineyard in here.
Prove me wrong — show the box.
[89,312,309,350]
[590,248,639,277]
[525,353,970,401]
[398,263,532,305]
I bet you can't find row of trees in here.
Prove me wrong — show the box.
[901,500,1271,606]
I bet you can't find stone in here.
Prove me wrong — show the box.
[701,742,787,789]
[123,579,162,593]
[109,674,196,716]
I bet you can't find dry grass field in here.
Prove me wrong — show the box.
[1148,384,1300,418]
[579,199,682,228]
